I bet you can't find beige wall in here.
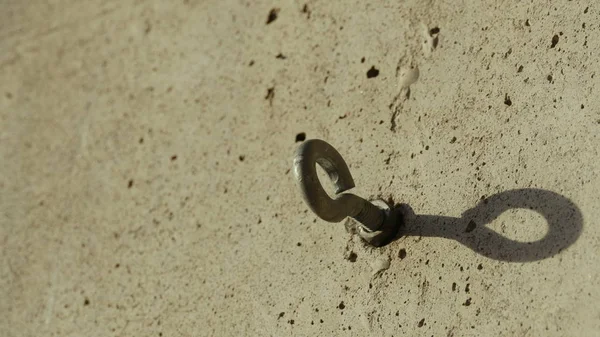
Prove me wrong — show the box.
[2,1,599,336]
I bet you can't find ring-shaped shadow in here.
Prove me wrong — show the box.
[393,188,583,262]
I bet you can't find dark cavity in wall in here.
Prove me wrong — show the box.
[302,4,311,18]
[266,8,279,24]
[366,66,379,78]
[551,34,559,48]
[265,87,275,106]
[295,132,306,142]
[347,251,357,262]
[465,220,476,233]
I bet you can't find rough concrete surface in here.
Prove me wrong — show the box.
[2,1,600,336]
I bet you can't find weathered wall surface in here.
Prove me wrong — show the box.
[2,1,599,336]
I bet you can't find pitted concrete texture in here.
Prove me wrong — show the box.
[2,1,600,336]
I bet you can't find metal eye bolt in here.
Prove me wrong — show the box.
[293,139,400,247]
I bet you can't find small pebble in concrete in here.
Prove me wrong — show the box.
[371,257,390,275]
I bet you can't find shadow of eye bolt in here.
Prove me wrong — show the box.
[398,188,583,262]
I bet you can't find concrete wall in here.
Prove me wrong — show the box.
[2,1,599,336]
